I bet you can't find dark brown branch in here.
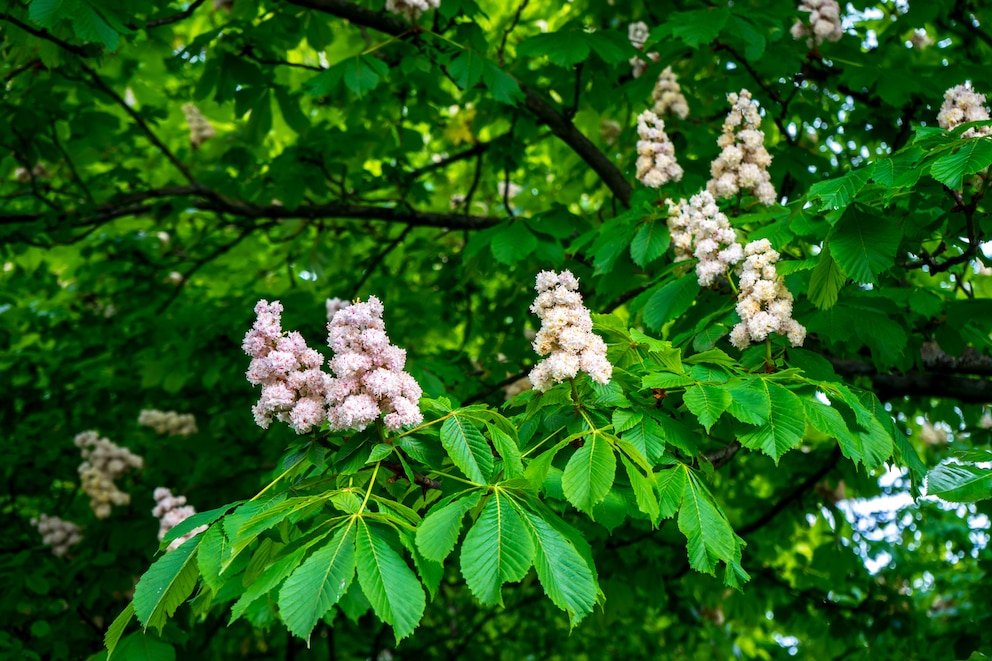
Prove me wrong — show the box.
[382,461,441,491]
[704,441,741,470]
[0,13,91,57]
[241,47,325,71]
[830,355,992,404]
[498,0,529,67]
[146,0,207,28]
[920,342,992,376]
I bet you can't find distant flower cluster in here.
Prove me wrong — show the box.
[243,300,331,434]
[910,29,932,49]
[730,240,806,350]
[920,420,949,446]
[182,103,215,149]
[31,514,83,557]
[326,297,424,432]
[652,67,689,120]
[138,409,198,437]
[153,487,207,551]
[636,110,683,188]
[627,21,660,78]
[75,431,143,519]
[937,84,992,138]
[667,191,743,286]
[529,270,613,392]
[385,0,439,21]
[14,162,49,183]
[708,89,776,206]
[790,0,843,47]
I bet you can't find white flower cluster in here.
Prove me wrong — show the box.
[31,514,83,557]
[729,240,807,350]
[920,420,949,446]
[153,487,208,551]
[790,0,843,47]
[326,297,351,322]
[385,0,439,21]
[14,162,49,183]
[529,270,613,392]
[636,110,683,188]
[708,89,776,205]
[326,297,425,432]
[75,431,143,519]
[652,66,689,120]
[667,191,743,286]
[628,22,660,78]
[182,103,215,149]
[910,29,933,49]
[937,84,992,138]
[980,411,992,429]
[138,409,198,437]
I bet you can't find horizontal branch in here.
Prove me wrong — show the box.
[830,351,992,404]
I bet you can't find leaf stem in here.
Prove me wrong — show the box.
[250,454,307,502]
[359,462,381,514]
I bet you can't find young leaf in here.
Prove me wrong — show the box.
[415,491,482,563]
[459,492,535,605]
[440,414,493,484]
[133,537,202,633]
[355,519,426,642]
[278,521,357,642]
[561,431,617,514]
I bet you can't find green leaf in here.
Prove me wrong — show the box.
[133,537,202,633]
[807,166,874,214]
[490,222,538,264]
[683,385,732,432]
[355,519,426,642]
[515,503,597,627]
[630,222,670,267]
[678,473,739,577]
[30,0,64,28]
[105,603,134,659]
[450,49,486,90]
[459,492,535,605]
[416,492,482,563]
[278,521,357,642]
[732,15,766,60]
[726,379,771,425]
[927,462,992,502]
[516,31,591,67]
[642,372,695,389]
[656,466,687,519]
[667,7,730,47]
[72,1,119,50]
[643,277,700,331]
[161,505,227,549]
[618,413,666,465]
[829,208,901,285]
[274,88,310,135]
[621,456,659,523]
[561,431,617,514]
[808,246,847,310]
[930,140,992,189]
[482,62,524,105]
[114,632,176,661]
[488,423,524,478]
[440,414,493,484]
[343,56,385,98]
[230,546,308,623]
[737,382,805,463]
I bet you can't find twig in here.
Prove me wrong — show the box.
[146,0,207,28]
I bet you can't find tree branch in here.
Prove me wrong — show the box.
[0,13,91,57]
[146,0,207,28]
[830,356,992,403]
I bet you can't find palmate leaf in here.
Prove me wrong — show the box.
[927,462,992,502]
[415,491,482,563]
[726,379,771,425]
[459,492,535,606]
[230,546,309,623]
[278,521,357,642]
[355,519,426,642]
[133,536,202,633]
[449,49,485,90]
[561,430,616,514]
[828,208,901,285]
[440,414,493,484]
[737,382,805,464]
[683,384,732,432]
[513,501,597,627]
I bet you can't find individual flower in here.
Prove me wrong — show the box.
[243,300,332,434]
[729,239,806,349]
[667,191,743,286]
[31,514,83,557]
[326,297,351,322]
[790,0,843,47]
[528,270,613,391]
[385,0,439,21]
[652,66,689,120]
[138,409,198,437]
[326,296,424,432]
[707,89,777,205]
[75,431,143,519]
[636,110,683,188]
[628,21,661,78]
[937,83,992,138]
[182,103,215,149]
[152,487,208,551]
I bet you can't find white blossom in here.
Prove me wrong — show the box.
[385,0,439,21]
[627,22,661,78]
[138,409,198,436]
[730,240,806,350]
[707,90,776,205]
[75,431,143,519]
[182,103,215,149]
[791,0,843,47]
[652,66,689,120]
[31,514,83,557]
[937,83,992,138]
[636,110,683,188]
[153,487,208,551]
[667,191,742,287]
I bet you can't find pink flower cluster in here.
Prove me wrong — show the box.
[636,110,683,188]
[31,514,83,557]
[326,297,351,321]
[243,300,331,434]
[730,240,807,350]
[667,191,743,286]
[707,90,777,206]
[937,84,992,138]
[326,297,424,432]
[153,487,207,552]
[628,21,660,78]
[529,271,613,392]
[790,0,843,47]
[75,431,143,519]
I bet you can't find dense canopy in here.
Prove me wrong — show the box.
[3,0,992,659]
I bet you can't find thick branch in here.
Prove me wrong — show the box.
[829,358,992,403]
